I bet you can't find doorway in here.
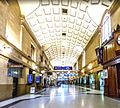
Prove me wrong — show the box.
[116,63,120,97]
[12,77,18,98]
[99,71,105,92]
[89,74,95,89]
[104,66,118,97]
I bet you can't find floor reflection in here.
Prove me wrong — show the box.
[3,85,120,108]
[40,84,102,97]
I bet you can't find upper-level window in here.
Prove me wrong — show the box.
[31,44,36,61]
[40,55,43,62]
[101,12,112,44]
[45,60,47,65]
[82,50,85,68]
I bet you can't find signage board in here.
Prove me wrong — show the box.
[36,76,41,84]
[27,74,33,84]
[54,66,72,70]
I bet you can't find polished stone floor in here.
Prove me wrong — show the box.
[1,85,120,108]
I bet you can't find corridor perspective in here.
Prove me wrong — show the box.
[0,0,120,107]
[0,85,120,108]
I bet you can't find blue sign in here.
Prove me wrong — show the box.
[64,73,67,76]
[70,73,73,76]
[28,74,33,84]
[62,66,72,70]
[54,66,72,70]
[54,66,62,70]
[36,76,41,84]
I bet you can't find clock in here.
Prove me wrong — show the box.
[117,34,120,45]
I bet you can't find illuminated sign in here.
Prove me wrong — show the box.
[36,76,41,84]
[27,74,33,84]
[54,66,72,70]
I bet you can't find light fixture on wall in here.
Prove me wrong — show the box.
[81,69,84,73]
[4,46,12,54]
[32,64,37,70]
[41,70,45,74]
[32,71,36,74]
[0,42,12,54]
[39,74,42,76]
[87,63,93,70]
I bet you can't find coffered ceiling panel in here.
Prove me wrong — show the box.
[18,0,113,67]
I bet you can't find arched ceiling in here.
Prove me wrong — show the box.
[18,0,113,67]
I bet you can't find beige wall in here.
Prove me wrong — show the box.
[78,31,100,69]
[0,0,51,68]
[78,33,100,69]
[18,67,29,85]
[78,55,82,70]
[17,67,29,96]
[0,55,13,101]
[36,46,41,64]
[0,1,7,37]
[85,31,100,65]
[0,56,12,84]
[22,25,41,64]
[0,0,52,101]
[5,0,21,49]
[22,26,31,56]
[111,5,120,30]
[77,2,120,69]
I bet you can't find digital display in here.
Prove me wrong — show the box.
[54,66,72,70]
[62,66,72,70]
[27,74,33,84]
[36,76,41,84]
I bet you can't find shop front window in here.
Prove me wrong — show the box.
[8,67,22,78]
[89,74,95,89]
[98,71,105,92]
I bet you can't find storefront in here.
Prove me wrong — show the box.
[8,59,23,97]
[89,74,95,89]
[26,68,43,93]
[97,70,107,92]
[83,76,86,85]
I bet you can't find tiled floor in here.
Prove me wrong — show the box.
[0,94,41,107]
[0,85,120,108]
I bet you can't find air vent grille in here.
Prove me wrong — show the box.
[62,33,66,36]
[62,8,68,15]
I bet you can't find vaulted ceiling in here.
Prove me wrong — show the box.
[18,0,113,67]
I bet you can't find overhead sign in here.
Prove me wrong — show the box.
[8,64,23,68]
[54,66,72,70]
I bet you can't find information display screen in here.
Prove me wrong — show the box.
[54,66,72,70]
[36,76,41,84]
[27,74,33,84]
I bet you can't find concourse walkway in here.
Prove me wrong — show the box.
[0,85,120,108]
